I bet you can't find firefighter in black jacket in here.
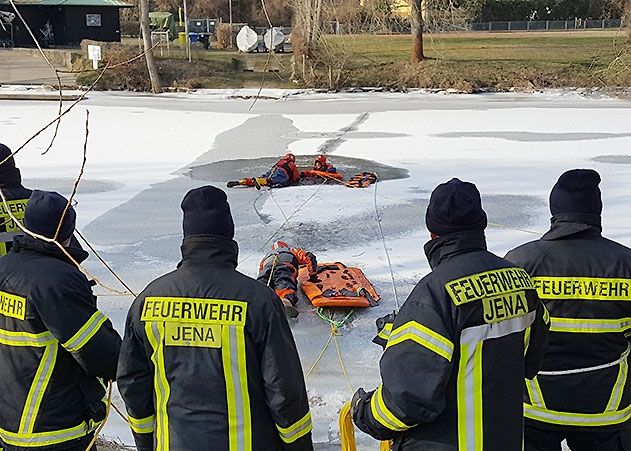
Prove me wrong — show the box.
[505,169,631,451]
[352,178,550,451]
[117,186,313,451]
[0,190,122,451]
[0,143,32,257]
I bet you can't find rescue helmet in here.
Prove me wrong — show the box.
[284,153,296,163]
[272,240,290,251]
[314,155,327,169]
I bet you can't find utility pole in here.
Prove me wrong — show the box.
[229,0,233,48]
[139,0,163,92]
[183,0,191,62]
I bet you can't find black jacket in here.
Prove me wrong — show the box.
[0,235,122,450]
[353,231,549,451]
[505,215,631,430]
[117,235,313,451]
[0,164,32,256]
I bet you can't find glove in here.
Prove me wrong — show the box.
[372,311,396,349]
[352,388,368,412]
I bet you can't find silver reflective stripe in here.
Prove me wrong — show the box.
[526,377,546,408]
[550,317,631,333]
[231,326,246,451]
[461,311,536,344]
[607,354,629,412]
[0,330,55,347]
[280,420,311,443]
[524,404,631,426]
[63,311,108,352]
[0,422,89,447]
[539,345,631,376]
[0,232,18,241]
[19,344,58,434]
[387,322,453,360]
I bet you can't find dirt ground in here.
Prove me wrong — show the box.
[0,50,75,85]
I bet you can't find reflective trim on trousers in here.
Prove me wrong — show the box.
[222,325,252,451]
[525,376,546,409]
[128,414,156,434]
[145,322,170,451]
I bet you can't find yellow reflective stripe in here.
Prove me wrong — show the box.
[369,385,412,432]
[524,327,531,355]
[236,326,252,451]
[0,329,56,347]
[0,422,89,447]
[542,305,550,325]
[0,241,6,256]
[276,412,312,444]
[606,356,629,412]
[376,323,393,341]
[63,311,108,352]
[473,342,483,451]
[549,317,631,333]
[223,326,238,451]
[532,277,631,301]
[128,414,156,434]
[525,377,546,409]
[386,321,454,362]
[145,322,170,451]
[457,343,469,450]
[458,342,484,450]
[19,343,58,434]
[524,403,631,427]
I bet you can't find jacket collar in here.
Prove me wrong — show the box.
[0,167,23,189]
[424,230,487,269]
[178,235,239,269]
[12,234,88,264]
[542,213,602,241]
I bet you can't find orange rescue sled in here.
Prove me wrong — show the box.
[299,262,380,308]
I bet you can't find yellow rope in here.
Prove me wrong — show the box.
[339,402,356,451]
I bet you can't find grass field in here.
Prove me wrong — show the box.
[96,31,631,90]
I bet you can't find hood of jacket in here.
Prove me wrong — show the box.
[178,234,239,269]
[424,230,487,269]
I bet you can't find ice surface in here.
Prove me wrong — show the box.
[2,90,630,449]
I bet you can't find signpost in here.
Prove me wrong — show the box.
[87,44,101,70]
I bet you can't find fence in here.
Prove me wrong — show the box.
[471,18,623,32]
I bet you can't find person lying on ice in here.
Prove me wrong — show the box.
[313,155,337,174]
[236,153,301,189]
[351,178,550,451]
[257,240,318,318]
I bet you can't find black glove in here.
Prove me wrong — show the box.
[352,388,367,412]
[372,311,396,349]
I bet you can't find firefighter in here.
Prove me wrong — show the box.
[0,190,122,451]
[505,169,631,451]
[117,186,313,451]
[352,178,550,450]
[260,153,301,188]
[313,155,337,174]
[0,143,32,257]
[257,241,318,318]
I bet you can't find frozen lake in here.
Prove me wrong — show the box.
[2,89,631,449]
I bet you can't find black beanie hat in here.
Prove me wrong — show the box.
[425,178,487,236]
[24,190,76,242]
[550,169,602,217]
[0,143,22,187]
[181,186,235,239]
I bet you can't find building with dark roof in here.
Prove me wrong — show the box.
[0,0,131,47]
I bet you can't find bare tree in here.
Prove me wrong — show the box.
[290,0,324,83]
[139,0,163,93]
[410,0,424,62]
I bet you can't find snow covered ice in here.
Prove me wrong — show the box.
[2,90,631,449]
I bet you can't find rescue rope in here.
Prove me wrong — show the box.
[85,381,112,451]
[238,179,328,265]
[373,180,401,310]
